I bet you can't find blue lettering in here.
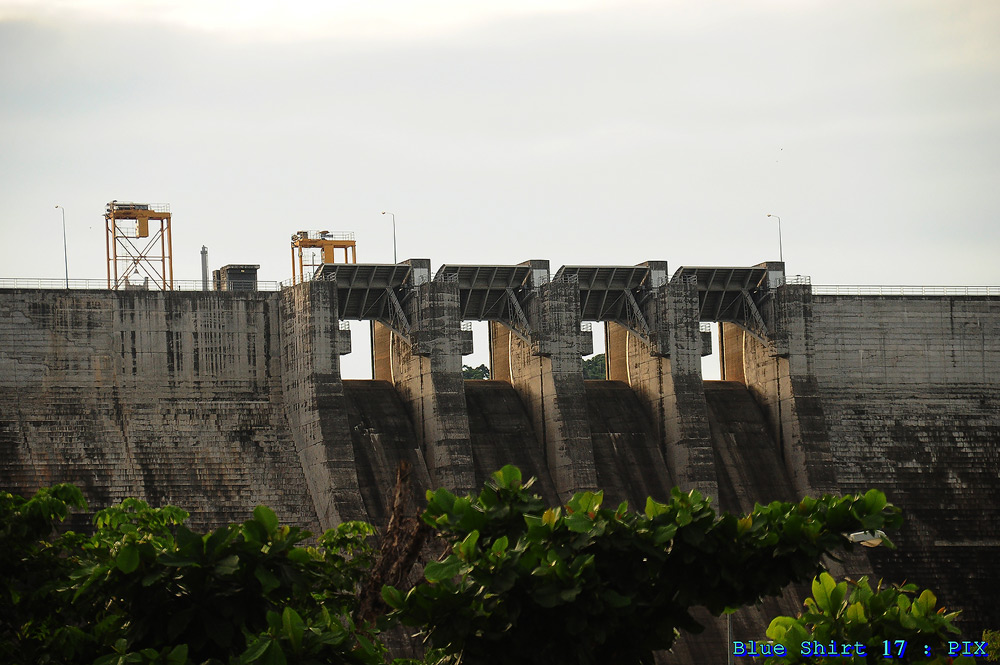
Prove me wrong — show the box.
[949,641,991,656]
[800,640,868,657]
[732,641,786,657]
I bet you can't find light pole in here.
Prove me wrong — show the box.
[381,211,397,263]
[55,205,68,288]
[766,214,782,263]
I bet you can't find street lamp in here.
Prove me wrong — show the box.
[766,214,783,263]
[54,205,68,288]
[381,211,397,263]
[847,529,888,548]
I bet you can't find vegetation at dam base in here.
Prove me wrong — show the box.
[0,468,978,665]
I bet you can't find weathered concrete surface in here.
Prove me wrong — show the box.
[3,271,999,641]
[279,281,366,527]
[583,380,674,508]
[464,380,559,502]
[724,286,1000,635]
[604,275,719,498]
[0,288,320,531]
[803,292,1000,635]
[341,379,433,526]
[704,380,798,512]
[487,266,599,499]
[386,260,477,495]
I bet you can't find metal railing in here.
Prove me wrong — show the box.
[776,275,812,286]
[0,278,281,292]
[811,285,1000,296]
[4,277,996,298]
[674,274,698,286]
[296,230,354,241]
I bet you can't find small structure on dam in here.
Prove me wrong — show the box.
[104,201,174,291]
[1,256,997,660]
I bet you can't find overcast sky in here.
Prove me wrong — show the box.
[2,0,998,376]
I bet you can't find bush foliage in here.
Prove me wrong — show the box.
[3,466,977,665]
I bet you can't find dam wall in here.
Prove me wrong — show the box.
[2,267,998,646]
[0,288,319,532]
[723,285,1000,634]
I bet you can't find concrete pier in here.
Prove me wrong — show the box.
[279,280,365,527]
[374,260,476,495]
[488,261,598,498]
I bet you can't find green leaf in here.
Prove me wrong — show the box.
[425,557,463,583]
[492,465,523,489]
[242,637,271,663]
[166,644,188,665]
[261,640,288,665]
[282,607,304,653]
[116,543,140,573]
[457,530,480,560]
[863,488,887,513]
[812,573,838,613]
[916,588,937,613]
[491,535,509,555]
[381,585,405,609]
[601,588,632,608]
[253,505,279,535]
[214,553,240,575]
[255,566,281,594]
[845,601,867,623]
[286,548,311,564]
[652,524,677,545]
[542,507,560,527]
[645,497,669,518]
[564,512,590,533]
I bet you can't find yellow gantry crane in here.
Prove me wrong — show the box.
[290,230,356,284]
[105,201,173,290]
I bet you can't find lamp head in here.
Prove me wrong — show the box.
[846,530,887,548]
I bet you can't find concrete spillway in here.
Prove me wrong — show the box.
[584,380,675,509]
[703,380,799,514]
[342,380,431,526]
[464,380,559,502]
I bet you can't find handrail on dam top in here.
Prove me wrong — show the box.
[811,285,1000,296]
[3,277,998,298]
[0,278,282,291]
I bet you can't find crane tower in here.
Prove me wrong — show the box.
[290,230,356,284]
[105,201,173,290]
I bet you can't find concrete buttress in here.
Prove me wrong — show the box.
[385,260,477,495]
[279,280,366,528]
[605,275,719,498]
[488,264,598,498]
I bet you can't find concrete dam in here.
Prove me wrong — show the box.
[2,258,999,656]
